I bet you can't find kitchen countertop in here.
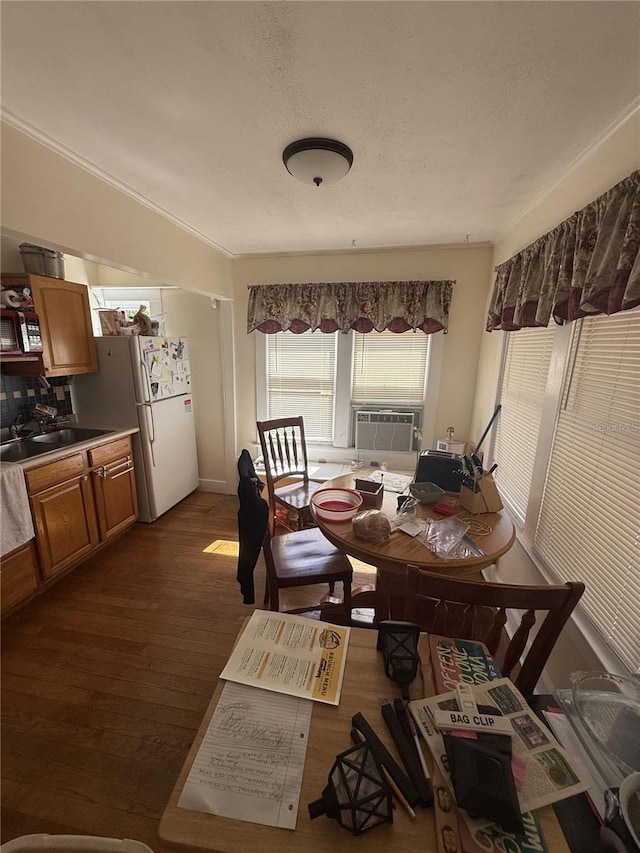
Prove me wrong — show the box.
[1,425,139,470]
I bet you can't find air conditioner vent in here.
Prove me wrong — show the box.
[355,411,414,453]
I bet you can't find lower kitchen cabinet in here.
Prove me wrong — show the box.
[0,541,39,614]
[30,471,100,579]
[91,448,138,541]
[10,434,139,600]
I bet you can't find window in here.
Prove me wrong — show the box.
[352,330,429,407]
[493,325,555,523]
[493,306,640,673]
[265,332,337,443]
[258,330,433,448]
[89,288,165,336]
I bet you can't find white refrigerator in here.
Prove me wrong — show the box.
[71,336,200,522]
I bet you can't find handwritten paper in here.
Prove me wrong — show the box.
[178,681,312,829]
[220,610,350,705]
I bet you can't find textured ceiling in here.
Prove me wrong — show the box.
[1,1,639,257]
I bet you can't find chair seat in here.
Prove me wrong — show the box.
[269,527,352,586]
[274,479,323,512]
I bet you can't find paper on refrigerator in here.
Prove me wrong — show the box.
[220,610,350,705]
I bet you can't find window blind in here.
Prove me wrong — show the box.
[493,326,555,523]
[534,307,640,672]
[266,332,337,443]
[351,330,429,406]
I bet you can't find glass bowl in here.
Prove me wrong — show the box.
[571,671,640,778]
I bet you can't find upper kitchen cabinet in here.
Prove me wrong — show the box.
[1,273,98,376]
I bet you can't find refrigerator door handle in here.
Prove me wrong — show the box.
[138,402,156,467]
[140,354,152,403]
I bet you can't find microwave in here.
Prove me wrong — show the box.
[0,309,43,355]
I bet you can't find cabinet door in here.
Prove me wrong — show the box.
[30,275,98,376]
[1,541,40,614]
[92,456,138,541]
[30,474,99,579]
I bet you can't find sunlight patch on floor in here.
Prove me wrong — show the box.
[349,558,377,576]
[203,539,239,556]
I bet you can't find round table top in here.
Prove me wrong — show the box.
[312,472,515,577]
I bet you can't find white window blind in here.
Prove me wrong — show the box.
[266,332,337,443]
[351,330,429,406]
[534,307,640,672]
[493,325,555,523]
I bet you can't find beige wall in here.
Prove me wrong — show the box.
[1,122,234,299]
[162,290,227,490]
[471,112,640,687]
[232,246,494,457]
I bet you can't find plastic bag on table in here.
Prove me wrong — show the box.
[424,517,470,559]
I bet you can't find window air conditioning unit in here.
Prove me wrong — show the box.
[355,411,415,453]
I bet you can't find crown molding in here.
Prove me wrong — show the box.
[2,111,234,259]
[497,98,640,243]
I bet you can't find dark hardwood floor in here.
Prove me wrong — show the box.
[1,490,375,847]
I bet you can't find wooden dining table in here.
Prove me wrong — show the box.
[159,622,571,853]
[311,472,516,619]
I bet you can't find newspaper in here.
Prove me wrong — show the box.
[409,677,587,818]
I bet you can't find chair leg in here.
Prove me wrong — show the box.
[329,581,336,594]
[343,578,352,623]
[269,583,280,611]
[263,576,270,606]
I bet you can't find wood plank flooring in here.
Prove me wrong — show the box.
[1,490,376,848]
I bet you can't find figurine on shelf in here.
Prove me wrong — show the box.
[446,426,455,441]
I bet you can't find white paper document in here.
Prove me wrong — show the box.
[220,610,350,705]
[178,681,312,829]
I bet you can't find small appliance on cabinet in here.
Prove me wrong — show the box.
[71,336,199,522]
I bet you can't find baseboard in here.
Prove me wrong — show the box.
[199,478,231,494]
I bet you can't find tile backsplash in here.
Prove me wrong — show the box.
[1,373,73,427]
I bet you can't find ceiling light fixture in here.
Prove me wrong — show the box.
[283,138,354,187]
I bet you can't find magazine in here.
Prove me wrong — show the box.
[409,677,587,817]
[432,764,550,853]
[429,634,502,694]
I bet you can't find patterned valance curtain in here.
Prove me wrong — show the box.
[247,280,453,334]
[487,171,640,331]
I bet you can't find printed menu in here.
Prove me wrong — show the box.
[220,610,350,705]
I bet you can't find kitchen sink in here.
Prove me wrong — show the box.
[0,440,52,462]
[1,428,113,462]
[30,427,112,446]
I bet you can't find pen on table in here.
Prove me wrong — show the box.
[406,708,431,782]
[350,727,416,819]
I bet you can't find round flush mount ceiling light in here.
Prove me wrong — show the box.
[282,138,354,187]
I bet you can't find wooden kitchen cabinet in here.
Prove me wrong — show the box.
[90,438,138,540]
[0,273,98,376]
[21,435,137,588]
[27,456,100,580]
[0,541,39,614]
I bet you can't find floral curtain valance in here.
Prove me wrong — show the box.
[247,280,453,335]
[487,171,640,331]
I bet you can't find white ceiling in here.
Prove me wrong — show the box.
[1,1,639,257]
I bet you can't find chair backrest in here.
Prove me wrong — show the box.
[403,566,584,696]
[257,416,311,493]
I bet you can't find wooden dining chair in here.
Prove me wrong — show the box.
[257,417,323,532]
[262,524,353,616]
[403,566,585,696]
